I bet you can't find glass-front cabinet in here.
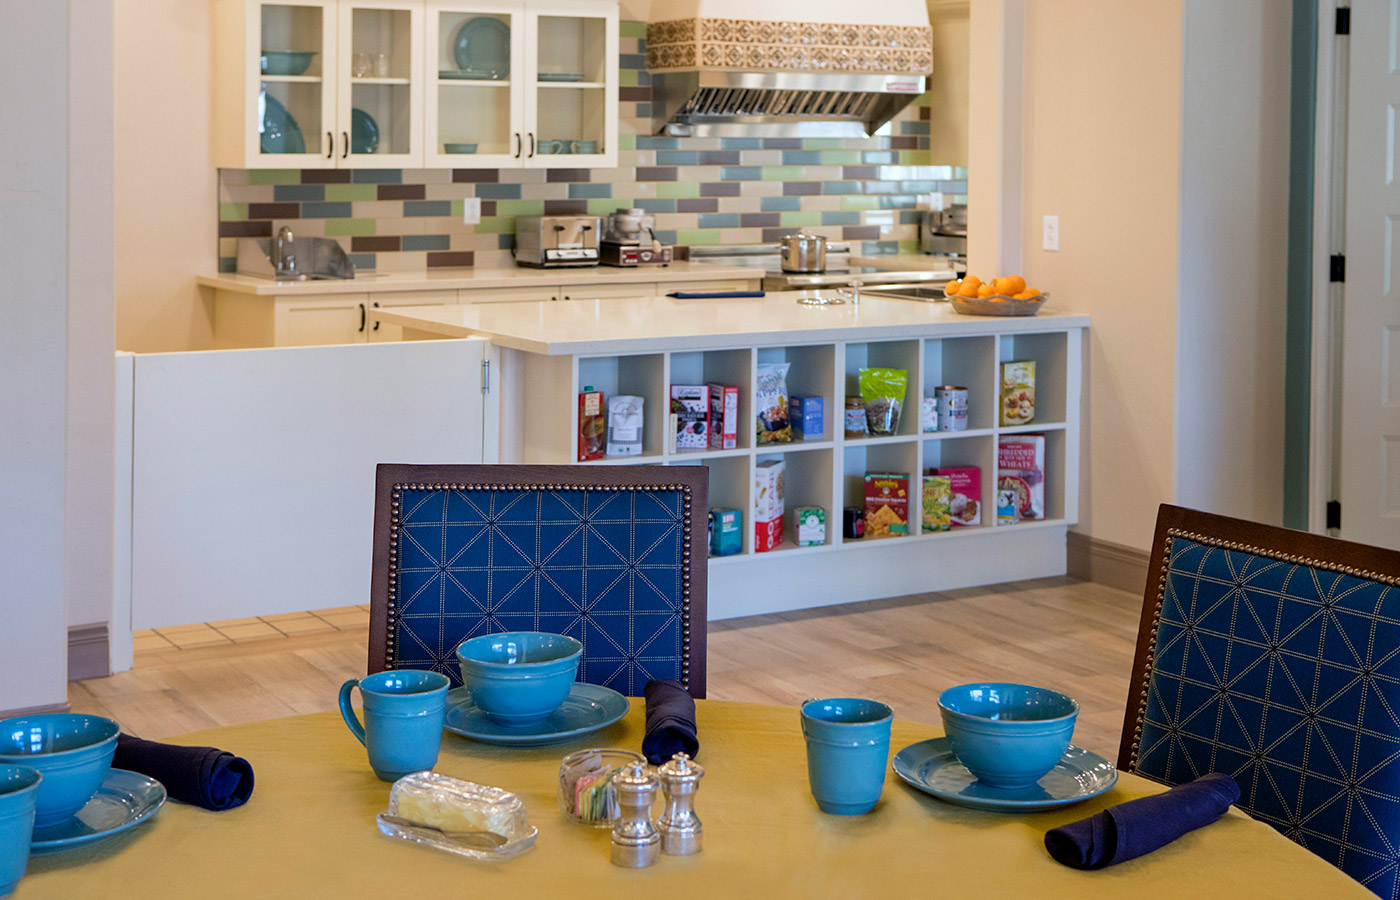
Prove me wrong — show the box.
[217,0,615,170]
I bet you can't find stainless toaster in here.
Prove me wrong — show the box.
[513,215,601,267]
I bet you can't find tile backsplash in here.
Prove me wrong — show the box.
[217,21,966,273]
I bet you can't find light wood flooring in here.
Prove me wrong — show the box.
[68,576,1142,759]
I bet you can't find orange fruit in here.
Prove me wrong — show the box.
[957,275,981,298]
[993,275,1026,295]
[945,279,962,296]
[977,283,996,298]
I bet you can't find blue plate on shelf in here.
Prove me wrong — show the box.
[259,91,306,155]
[453,16,510,78]
[444,682,628,747]
[351,108,379,155]
[30,769,167,853]
[439,69,505,81]
[538,72,584,82]
[892,737,1117,812]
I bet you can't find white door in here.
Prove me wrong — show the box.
[126,339,496,629]
[335,0,424,166]
[1339,0,1400,548]
[423,0,527,167]
[522,0,618,168]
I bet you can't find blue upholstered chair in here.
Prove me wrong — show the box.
[1120,504,1400,898]
[368,463,708,697]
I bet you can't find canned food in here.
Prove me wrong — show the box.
[935,386,968,432]
[842,506,865,539]
[844,396,868,438]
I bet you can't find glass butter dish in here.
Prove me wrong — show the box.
[378,772,537,860]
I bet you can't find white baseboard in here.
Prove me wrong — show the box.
[1066,532,1150,595]
[0,700,70,718]
[68,623,110,681]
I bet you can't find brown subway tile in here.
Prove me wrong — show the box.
[351,236,401,252]
[378,183,426,200]
[842,166,878,179]
[481,200,497,216]
[700,182,741,197]
[760,227,789,242]
[782,182,821,196]
[427,251,475,267]
[248,202,300,219]
[698,151,741,165]
[919,106,931,121]
[889,136,919,150]
[677,198,719,213]
[302,170,353,184]
[635,166,678,181]
[219,220,273,237]
[544,199,589,215]
[843,225,881,240]
[453,169,500,183]
[620,86,652,102]
[546,169,593,183]
[740,212,780,228]
[762,138,803,149]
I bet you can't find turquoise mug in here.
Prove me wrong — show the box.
[800,698,893,815]
[339,670,449,782]
[0,765,40,898]
[537,139,566,155]
[570,140,597,154]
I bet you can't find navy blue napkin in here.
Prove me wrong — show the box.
[114,733,255,811]
[641,679,699,765]
[1044,773,1240,869]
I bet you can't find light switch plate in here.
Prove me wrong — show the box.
[463,198,482,225]
[1042,215,1059,251]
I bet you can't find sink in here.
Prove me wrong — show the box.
[236,236,356,280]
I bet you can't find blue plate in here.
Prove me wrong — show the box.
[453,16,509,78]
[892,737,1117,812]
[351,108,379,155]
[259,91,305,155]
[439,69,504,81]
[30,769,167,853]
[444,682,628,747]
[538,73,583,82]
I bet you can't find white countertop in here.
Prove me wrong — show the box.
[371,293,1090,355]
[849,254,964,271]
[196,261,764,296]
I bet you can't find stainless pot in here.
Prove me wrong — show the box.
[779,231,826,273]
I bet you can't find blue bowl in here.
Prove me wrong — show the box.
[0,714,119,828]
[0,765,40,896]
[457,632,582,726]
[938,683,1078,789]
[260,51,317,76]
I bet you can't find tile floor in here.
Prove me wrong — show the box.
[132,605,371,652]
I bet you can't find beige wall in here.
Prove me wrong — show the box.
[927,0,969,167]
[115,0,217,352]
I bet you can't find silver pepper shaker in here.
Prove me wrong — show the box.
[657,752,704,856]
[610,760,660,868]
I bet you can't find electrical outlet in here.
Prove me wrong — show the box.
[463,197,482,225]
[1042,215,1060,251]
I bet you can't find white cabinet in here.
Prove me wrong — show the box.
[215,0,617,170]
[369,290,457,340]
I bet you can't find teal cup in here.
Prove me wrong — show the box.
[800,698,893,815]
[339,670,449,782]
[570,140,597,154]
[0,766,39,898]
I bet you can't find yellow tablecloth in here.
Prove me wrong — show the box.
[16,701,1371,899]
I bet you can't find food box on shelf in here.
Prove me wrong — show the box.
[921,475,951,532]
[754,459,786,552]
[863,474,909,537]
[935,466,981,527]
[1000,361,1036,426]
[578,387,605,461]
[708,508,742,557]
[606,395,644,457]
[671,385,711,452]
[707,383,739,450]
[793,506,826,546]
[997,435,1045,521]
[788,396,824,440]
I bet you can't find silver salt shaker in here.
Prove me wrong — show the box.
[610,760,660,867]
[657,752,704,856]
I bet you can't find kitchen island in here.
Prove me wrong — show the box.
[372,294,1089,619]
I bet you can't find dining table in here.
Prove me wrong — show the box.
[13,699,1372,899]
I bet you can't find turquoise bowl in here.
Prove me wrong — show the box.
[938,683,1078,789]
[457,632,582,726]
[0,714,119,828]
[260,51,317,76]
[0,765,40,896]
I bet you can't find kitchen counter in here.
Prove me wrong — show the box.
[196,261,764,297]
[848,254,964,271]
[371,292,1090,356]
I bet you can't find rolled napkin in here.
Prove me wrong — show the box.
[1044,772,1240,869]
[641,679,699,765]
[114,733,255,811]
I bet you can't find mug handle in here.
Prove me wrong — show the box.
[338,678,367,747]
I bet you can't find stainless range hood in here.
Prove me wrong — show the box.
[647,0,932,138]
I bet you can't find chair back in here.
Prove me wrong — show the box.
[370,464,707,697]
[1122,504,1400,898]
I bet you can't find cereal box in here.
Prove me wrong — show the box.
[578,387,605,461]
[789,396,824,439]
[671,385,711,452]
[863,474,909,537]
[709,508,742,557]
[707,383,739,450]
[794,506,826,546]
[997,435,1045,520]
[921,475,951,532]
[936,466,981,527]
[754,459,786,552]
[1000,361,1036,426]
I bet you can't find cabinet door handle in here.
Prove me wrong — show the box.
[326,132,333,159]
[527,133,535,158]
[358,302,366,332]
[563,295,570,301]
[513,133,521,158]
[342,131,350,159]
[372,300,380,331]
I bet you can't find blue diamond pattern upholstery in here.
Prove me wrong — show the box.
[370,465,707,698]
[1127,507,1400,899]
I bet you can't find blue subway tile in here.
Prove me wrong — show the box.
[697,213,740,229]
[781,150,822,165]
[404,200,453,217]
[637,69,652,86]
[900,121,931,135]
[636,135,677,150]
[721,166,761,181]
[301,201,353,218]
[656,150,699,166]
[880,195,918,209]
[350,253,377,269]
[402,234,451,252]
[821,211,861,226]
[898,210,922,225]
[497,233,514,250]
[761,196,801,212]
[635,103,652,118]
[651,229,678,245]
[274,184,326,202]
[899,181,937,194]
[862,181,899,194]
[475,183,523,199]
[218,256,237,273]
[634,198,676,214]
[720,138,762,150]
[861,152,898,165]
[619,53,647,69]
[938,180,968,193]
[569,183,613,198]
[823,182,860,195]
[352,170,402,184]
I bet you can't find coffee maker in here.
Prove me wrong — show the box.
[600,208,673,267]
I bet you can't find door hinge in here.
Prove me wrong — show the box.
[481,358,490,394]
[1326,500,1342,530]
[1336,6,1350,35]
[1330,254,1346,283]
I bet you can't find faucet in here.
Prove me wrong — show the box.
[274,225,296,275]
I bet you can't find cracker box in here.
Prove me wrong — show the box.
[754,459,786,552]
[788,396,825,440]
[707,383,739,450]
[708,507,742,557]
[578,387,605,461]
[936,466,981,527]
[1000,361,1036,426]
[997,434,1046,520]
[671,385,712,452]
[863,474,909,537]
[794,506,826,546]
[921,475,952,532]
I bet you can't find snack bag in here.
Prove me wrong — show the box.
[606,396,644,457]
[859,368,908,435]
[578,387,605,461]
[756,362,793,443]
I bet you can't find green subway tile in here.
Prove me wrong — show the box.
[324,218,375,236]
[475,217,515,234]
[802,139,846,150]
[840,196,880,211]
[761,166,805,181]
[247,169,301,185]
[324,183,378,202]
[620,20,646,38]
[451,199,464,218]
[676,229,721,246]
[219,202,248,221]
[913,91,933,107]
[897,240,922,253]
[898,151,924,165]
[588,198,622,215]
[656,181,700,198]
[493,199,545,218]
[620,69,638,87]
[821,150,862,165]
[618,133,637,151]
[780,211,821,227]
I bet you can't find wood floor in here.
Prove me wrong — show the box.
[68,575,1142,759]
